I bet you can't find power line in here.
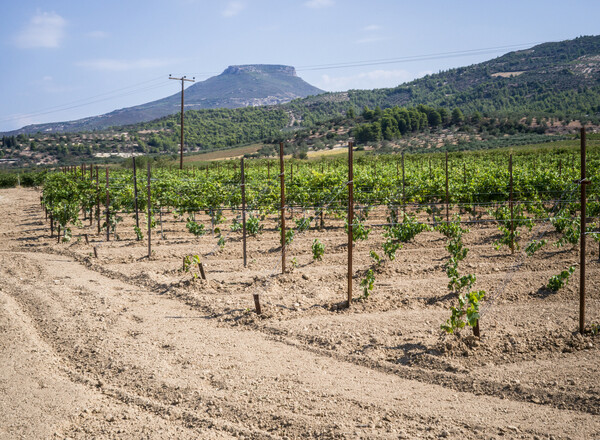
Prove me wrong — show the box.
[0,76,168,124]
[295,42,543,71]
[0,41,543,128]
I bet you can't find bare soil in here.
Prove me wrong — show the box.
[1,187,599,439]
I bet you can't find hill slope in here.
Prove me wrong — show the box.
[10,65,323,134]
[295,35,600,119]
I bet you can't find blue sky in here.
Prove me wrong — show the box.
[1,0,599,132]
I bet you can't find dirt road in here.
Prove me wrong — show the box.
[0,187,598,439]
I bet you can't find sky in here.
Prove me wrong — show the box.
[1,0,599,132]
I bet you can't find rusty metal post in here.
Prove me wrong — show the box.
[105,167,110,242]
[509,154,515,254]
[445,151,449,223]
[96,166,100,235]
[289,163,294,220]
[279,142,286,274]
[347,141,354,307]
[579,127,589,334]
[133,157,140,237]
[402,152,406,214]
[147,162,152,258]
[241,158,247,267]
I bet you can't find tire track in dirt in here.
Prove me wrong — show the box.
[42,244,600,417]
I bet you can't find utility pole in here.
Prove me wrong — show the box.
[169,75,195,169]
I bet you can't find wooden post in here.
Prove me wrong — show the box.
[279,142,286,274]
[253,293,262,315]
[147,162,152,258]
[50,214,54,238]
[198,262,207,280]
[133,157,140,237]
[579,127,589,334]
[105,168,110,242]
[347,141,354,307]
[241,158,247,267]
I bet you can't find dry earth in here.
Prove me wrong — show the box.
[1,187,599,439]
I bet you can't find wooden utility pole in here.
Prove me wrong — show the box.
[169,75,195,170]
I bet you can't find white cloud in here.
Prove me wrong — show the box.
[222,1,245,17]
[33,75,80,94]
[316,69,429,91]
[15,11,67,49]
[76,58,174,71]
[356,24,384,44]
[304,0,334,8]
[356,36,386,44]
[86,30,108,39]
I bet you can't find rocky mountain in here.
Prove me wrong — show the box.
[9,65,323,134]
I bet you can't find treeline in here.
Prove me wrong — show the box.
[352,105,464,143]
[133,106,290,151]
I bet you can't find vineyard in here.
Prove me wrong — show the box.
[42,134,600,331]
[10,134,599,438]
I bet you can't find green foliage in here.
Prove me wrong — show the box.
[547,266,575,291]
[369,250,382,266]
[186,218,206,237]
[525,239,547,256]
[0,173,19,188]
[441,290,485,334]
[247,215,263,236]
[134,225,144,241]
[312,239,325,261]
[181,255,202,280]
[494,225,520,251]
[360,269,375,299]
[435,216,469,239]
[345,217,370,242]
[551,212,580,247]
[285,228,295,246]
[384,213,430,243]
[382,238,401,261]
[295,216,313,232]
[230,217,242,232]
